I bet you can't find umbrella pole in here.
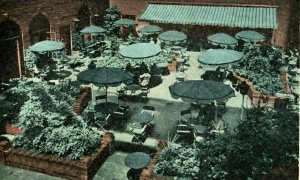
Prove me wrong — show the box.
[91,83,96,105]
[106,85,108,102]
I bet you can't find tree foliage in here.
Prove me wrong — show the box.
[103,5,121,37]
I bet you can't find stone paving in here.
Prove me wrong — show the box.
[0,50,252,179]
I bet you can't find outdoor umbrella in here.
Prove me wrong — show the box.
[119,43,161,59]
[207,33,238,46]
[77,67,134,102]
[132,112,153,124]
[138,25,162,34]
[114,18,138,26]
[169,80,235,104]
[80,25,106,34]
[198,49,244,66]
[29,40,65,53]
[125,152,151,169]
[235,30,265,42]
[159,30,187,42]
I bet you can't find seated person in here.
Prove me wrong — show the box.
[139,62,149,74]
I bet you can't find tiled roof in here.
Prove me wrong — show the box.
[139,4,277,29]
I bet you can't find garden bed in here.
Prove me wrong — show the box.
[140,140,166,180]
[0,132,115,180]
[234,67,291,108]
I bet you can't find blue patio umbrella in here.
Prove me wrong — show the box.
[133,112,153,124]
[125,152,151,169]
[80,25,106,34]
[29,40,65,53]
[198,49,244,66]
[235,30,265,42]
[159,30,187,42]
[207,33,238,46]
[119,43,161,59]
[169,80,235,104]
[138,25,162,34]
[114,18,138,26]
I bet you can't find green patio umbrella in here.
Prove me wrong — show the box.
[235,30,265,42]
[125,152,151,169]
[169,80,235,104]
[29,40,65,53]
[80,25,106,34]
[119,43,161,59]
[77,67,134,102]
[159,30,187,42]
[207,33,238,46]
[138,25,162,34]
[198,49,244,66]
[114,18,138,26]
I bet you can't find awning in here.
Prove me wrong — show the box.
[139,4,277,29]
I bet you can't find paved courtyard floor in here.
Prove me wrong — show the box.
[0,51,252,179]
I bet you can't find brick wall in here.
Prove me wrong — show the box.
[0,0,109,48]
[73,87,91,115]
[1,123,23,135]
[0,132,115,180]
[110,0,299,50]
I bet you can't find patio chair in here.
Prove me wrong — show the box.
[139,88,150,102]
[95,113,111,131]
[176,124,192,136]
[142,105,155,116]
[111,105,129,123]
[131,124,148,144]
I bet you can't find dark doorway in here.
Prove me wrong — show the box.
[77,5,90,29]
[0,20,23,83]
[29,13,50,44]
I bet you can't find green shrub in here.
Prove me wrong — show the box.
[11,81,99,160]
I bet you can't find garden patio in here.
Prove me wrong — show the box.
[0,5,299,180]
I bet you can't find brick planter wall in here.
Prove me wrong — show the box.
[234,67,291,108]
[73,87,91,115]
[1,123,23,135]
[140,140,166,180]
[1,132,114,180]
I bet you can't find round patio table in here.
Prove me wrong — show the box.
[132,112,154,124]
[124,84,141,92]
[125,152,151,169]
[171,46,182,51]
[94,102,119,115]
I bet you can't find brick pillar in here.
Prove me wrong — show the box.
[0,139,11,164]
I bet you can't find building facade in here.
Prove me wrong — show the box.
[110,0,299,50]
[0,0,109,82]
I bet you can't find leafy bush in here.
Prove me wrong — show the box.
[24,49,38,71]
[11,81,99,160]
[231,43,299,94]
[154,107,299,179]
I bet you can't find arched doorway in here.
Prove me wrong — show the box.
[0,20,23,83]
[77,5,90,29]
[29,13,50,44]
